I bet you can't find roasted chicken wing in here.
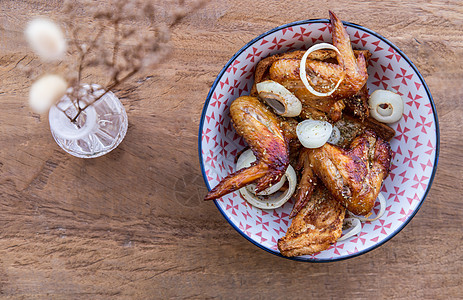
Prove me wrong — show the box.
[251,11,370,122]
[308,130,391,216]
[329,10,369,101]
[251,49,371,94]
[278,185,346,257]
[204,96,289,201]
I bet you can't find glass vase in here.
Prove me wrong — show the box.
[48,84,128,158]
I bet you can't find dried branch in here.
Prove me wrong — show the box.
[29,0,209,122]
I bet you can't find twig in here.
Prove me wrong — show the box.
[112,20,120,67]
[70,67,140,122]
[77,26,105,86]
[57,0,210,123]
[56,105,74,122]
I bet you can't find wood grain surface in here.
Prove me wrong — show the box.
[0,0,462,298]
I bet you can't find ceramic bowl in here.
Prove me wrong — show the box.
[199,18,439,261]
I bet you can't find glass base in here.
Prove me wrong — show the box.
[49,85,128,158]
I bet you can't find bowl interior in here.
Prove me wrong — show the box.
[199,20,439,261]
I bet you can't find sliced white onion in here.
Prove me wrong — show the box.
[299,43,345,97]
[239,164,297,209]
[337,193,387,242]
[327,125,341,145]
[236,149,255,170]
[236,149,285,195]
[256,80,302,117]
[351,193,387,222]
[296,119,333,148]
[337,217,362,242]
[369,90,404,123]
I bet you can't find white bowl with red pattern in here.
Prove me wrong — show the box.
[199,19,439,261]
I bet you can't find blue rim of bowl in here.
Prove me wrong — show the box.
[198,18,440,262]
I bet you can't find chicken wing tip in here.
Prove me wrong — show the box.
[328,10,338,21]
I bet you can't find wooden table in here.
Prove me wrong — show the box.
[1,0,461,298]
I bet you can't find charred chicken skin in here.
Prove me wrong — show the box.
[204,96,289,201]
[308,130,391,216]
[278,185,346,257]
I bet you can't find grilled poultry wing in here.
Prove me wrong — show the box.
[308,130,391,216]
[329,10,369,100]
[287,117,394,218]
[278,185,346,257]
[252,11,369,122]
[204,96,289,201]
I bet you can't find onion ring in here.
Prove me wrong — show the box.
[239,164,297,209]
[337,217,362,242]
[296,119,333,148]
[299,43,345,97]
[369,89,404,123]
[351,193,387,222]
[256,80,302,117]
[236,149,286,195]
